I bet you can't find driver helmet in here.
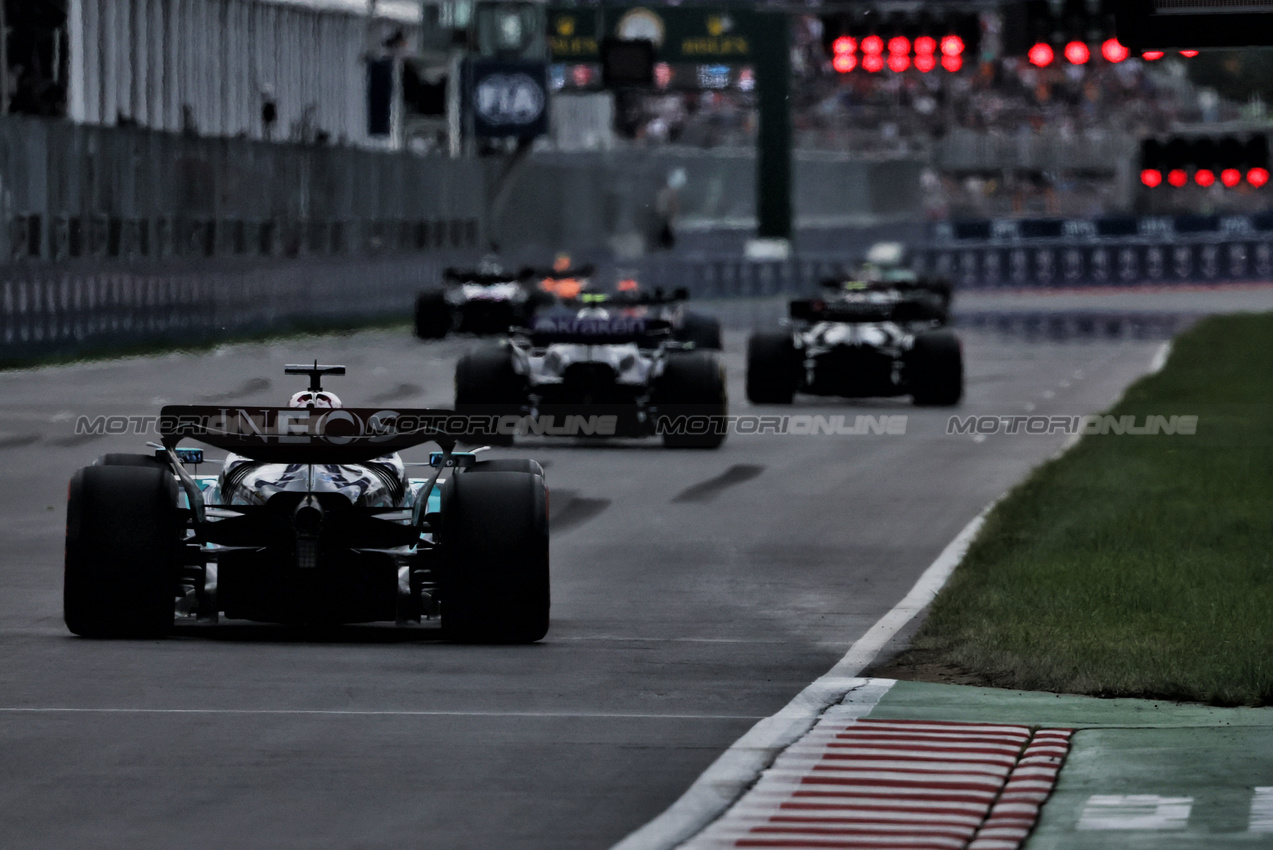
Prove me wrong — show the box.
[289,390,342,409]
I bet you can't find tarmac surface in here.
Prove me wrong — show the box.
[0,287,1268,849]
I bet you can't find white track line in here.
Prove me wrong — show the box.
[0,708,762,720]
[610,502,996,850]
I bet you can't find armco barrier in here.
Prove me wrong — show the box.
[0,256,455,362]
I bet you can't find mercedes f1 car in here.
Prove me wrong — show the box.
[746,278,962,406]
[414,262,558,339]
[453,303,728,448]
[63,364,550,642]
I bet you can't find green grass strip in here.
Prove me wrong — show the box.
[898,312,1273,706]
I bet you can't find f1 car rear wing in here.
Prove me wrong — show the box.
[159,406,469,464]
[523,263,596,281]
[579,287,689,307]
[791,293,947,325]
[520,315,674,346]
[443,268,531,285]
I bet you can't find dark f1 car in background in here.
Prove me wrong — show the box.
[63,364,550,642]
[414,262,563,339]
[746,277,963,406]
[590,287,723,350]
[453,304,727,449]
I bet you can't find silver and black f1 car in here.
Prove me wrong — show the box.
[746,278,962,406]
[63,364,550,642]
[414,262,561,339]
[453,303,727,448]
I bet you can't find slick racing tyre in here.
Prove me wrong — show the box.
[99,453,166,469]
[746,332,798,405]
[908,329,964,406]
[454,345,525,447]
[64,465,182,638]
[676,312,723,351]
[656,350,728,449]
[414,289,451,339]
[462,459,546,477]
[440,471,550,643]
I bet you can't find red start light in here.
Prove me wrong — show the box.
[1167,169,1189,188]
[1221,168,1242,187]
[1028,42,1054,67]
[888,53,911,72]
[888,36,910,55]
[1141,169,1163,188]
[833,53,857,73]
[1249,167,1270,187]
[942,54,963,72]
[1064,41,1090,64]
[863,53,884,72]
[940,34,964,56]
[1195,169,1216,187]
[1180,49,1199,57]
[833,36,856,55]
[915,53,936,72]
[1101,38,1129,63]
[1143,50,1164,60]
[914,36,937,55]
[862,35,884,55]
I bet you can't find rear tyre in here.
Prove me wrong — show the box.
[414,290,451,339]
[746,332,798,404]
[64,465,181,638]
[99,453,165,469]
[908,330,964,406]
[454,345,525,447]
[462,459,545,477]
[677,313,723,351]
[440,471,549,643]
[655,351,728,449]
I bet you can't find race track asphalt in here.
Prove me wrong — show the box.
[0,290,1239,850]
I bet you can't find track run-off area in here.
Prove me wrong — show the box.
[1,287,1271,850]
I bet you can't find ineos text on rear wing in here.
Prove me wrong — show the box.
[159,406,471,463]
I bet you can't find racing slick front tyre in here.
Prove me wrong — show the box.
[908,330,964,406]
[462,459,546,477]
[454,345,525,447]
[414,289,451,339]
[64,465,182,638]
[439,471,549,644]
[655,351,728,449]
[746,332,798,405]
[677,313,723,351]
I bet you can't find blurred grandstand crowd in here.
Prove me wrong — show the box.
[617,13,1263,220]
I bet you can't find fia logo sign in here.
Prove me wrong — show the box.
[474,73,545,126]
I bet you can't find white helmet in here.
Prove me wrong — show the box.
[289,390,342,409]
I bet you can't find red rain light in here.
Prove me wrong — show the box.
[862,35,884,55]
[833,53,857,73]
[1195,169,1215,187]
[888,36,910,55]
[1221,168,1242,187]
[1248,167,1270,187]
[1028,42,1054,67]
[940,34,964,56]
[942,54,963,72]
[1180,49,1198,57]
[914,36,937,55]
[915,53,936,72]
[1143,50,1164,60]
[862,53,884,72]
[1064,41,1090,64]
[1141,169,1162,188]
[833,36,856,55]
[888,53,911,72]
[1167,169,1188,187]
[1101,38,1129,63]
